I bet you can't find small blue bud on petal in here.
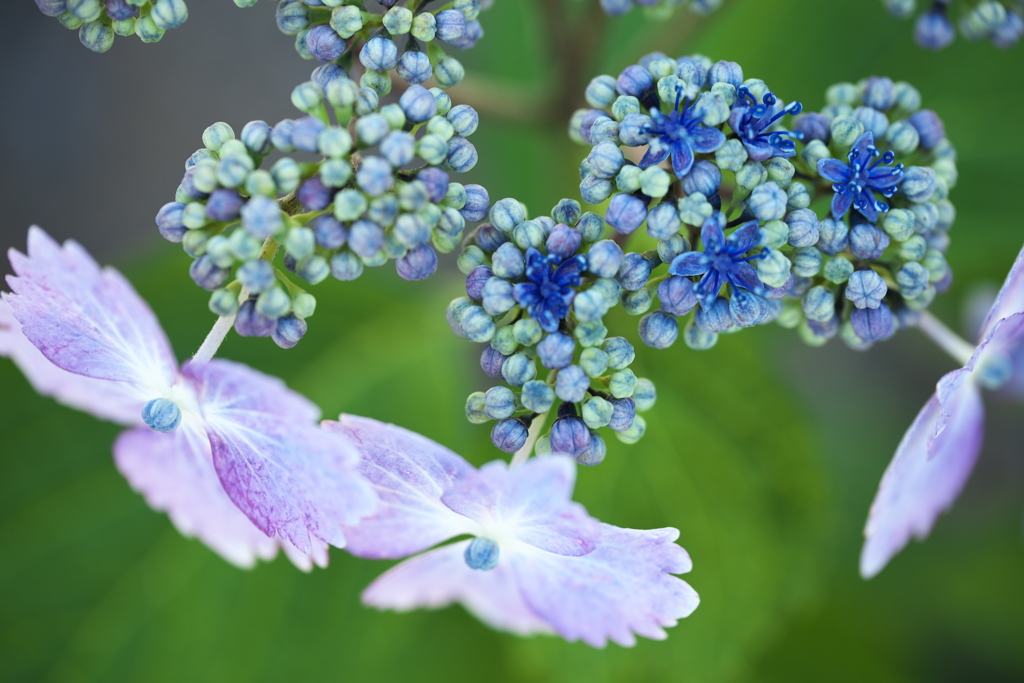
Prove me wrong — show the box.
[464,537,500,570]
[550,416,591,456]
[142,398,181,433]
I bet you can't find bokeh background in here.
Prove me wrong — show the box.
[2,1,1023,681]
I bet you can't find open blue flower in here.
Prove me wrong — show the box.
[818,132,905,223]
[513,248,586,332]
[728,87,804,162]
[668,215,767,309]
[639,95,726,178]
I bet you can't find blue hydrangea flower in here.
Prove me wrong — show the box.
[728,86,804,161]
[513,249,586,332]
[669,215,767,309]
[640,95,726,178]
[818,132,905,223]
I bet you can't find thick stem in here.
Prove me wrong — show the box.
[510,411,548,468]
[917,310,975,366]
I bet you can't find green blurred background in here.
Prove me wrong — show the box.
[2,1,1023,681]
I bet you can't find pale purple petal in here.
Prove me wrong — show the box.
[324,415,479,559]
[185,360,378,553]
[5,227,177,396]
[363,541,553,636]
[860,374,985,578]
[0,297,141,424]
[114,425,281,569]
[980,244,1024,340]
[688,125,725,153]
[441,457,600,556]
[512,525,699,647]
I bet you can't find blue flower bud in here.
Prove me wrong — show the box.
[433,56,465,88]
[849,224,890,261]
[555,365,589,403]
[271,314,307,349]
[588,141,625,180]
[585,74,618,108]
[37,0,68,18]
[657,276,697,316]
[853,106,889,140]
[601,336,634,370]
[908,110,945,149]
[537,332,575,369]
[545,225,581,260]
[461,306,496,343]
[156,202,186,243]
[511,220,545,251]
[464,536,500,570]
[498,353,534,387]
[359,35,398,71]
[576,212,605,242]
[716,139,748,172]
[396,84,436,124]
[617,112,652,146]
[489,198,525,234]
[800,285,834,323]
[445,136,478,173]
[188,255,228,291]
[823,256,854,284]
[794,112,830,143]
[304,24,345,63]
[480,277,514,316]
[609,368,638,398]
[491,417,528,453]
[617,252,652,291]
[484,386,517,420]
[708,59,743,88]
[680,160,722,198]
[814,217,848,255]
[576,433,607,467]
[605,194,647,235]
[395,244,437,281]
[574,347,607,379]
[235,299,276,337]
[142,398,182,433]
[638,311,678,348]
[580,175,613,205]
[511,381,553,417]
[458,184,489,223]
[695,296,734,333]
[845,269,887,310]
[550,416,590,456]
[791,247,822,278]
[347,220,383,259]
[582,395,613,429]
[466,391,488,423]
[683,316,718,350]
[616,64,654,99]
[785,209,820,248]
[382,6,413,34]
[645,202,680,241]
[902,166,937,203]
[748,182,787,221]
[606,396,635,432]
[729,289,771,327]
[435,8,467,42]
[479,345,507,379]
[850,303,895,342]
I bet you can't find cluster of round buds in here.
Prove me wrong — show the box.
[155,70,487,349]
[883,0,1023,49]
[247,0,489,92]
[34,0,187,52]
[780,76,957,349]
[447,197,657,464]
[600,0,721,19]
[570,54,812,348]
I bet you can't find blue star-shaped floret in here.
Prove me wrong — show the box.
[668,216,767,309]
[728,86,804,162]
[513,248,586,332]
[818,132,905,223]
[639,94,726,178]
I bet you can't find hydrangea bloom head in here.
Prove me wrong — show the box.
[328,415,699,647]
[0,228,377,568]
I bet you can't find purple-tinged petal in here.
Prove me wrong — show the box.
[441,457,600,557]
[694,270,723,307]
[5,227,178,394]
[534,303,561,333]
[817,158,852,184]
[638,137,670,169]
[324,415,479,559]
[856,189,880,223]
[860,372,985,578]
[831,191,854,220]
[668,252,710,277]
[552,255,586,286]
[0,297,142,424]
[980,243,1024,340]
[729,262,764,292]
[513,525,699,648]
[670,141,695,178]
[726,222,760,254]
[700,219,726,253]
[742,138,775,163]
[524,248,549,282]
[867,165,905,188]
[688,125,725,154]
[184,360,377,554]
[363,541,553,636]
[114,425,283,569]
[513,282,541,307]
[851,131,876,158]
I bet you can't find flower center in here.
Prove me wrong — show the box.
[142,398,183,433]
[464,537,500,571]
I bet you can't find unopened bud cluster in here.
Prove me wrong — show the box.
[34,0,188,52]
[155,70,486,349]
[600,0,721,19]
[448,198,657,464]
[883,0,1023,49]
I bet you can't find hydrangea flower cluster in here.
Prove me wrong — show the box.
[34,0,188,52]
[155,70,487,349]
[572,56,957,352]
[883,0,1023,49]
[599,0,721,18]
[447,198,657,462]
[249,0,490,92]
[787,76,957,349]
